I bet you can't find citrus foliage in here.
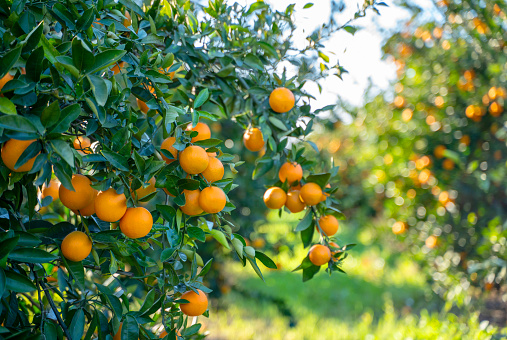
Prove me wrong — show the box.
[0,0,383,338]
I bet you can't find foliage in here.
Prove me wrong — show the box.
[0,0,384,338]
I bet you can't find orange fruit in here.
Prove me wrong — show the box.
[186,122,211,143]
[278,162,303,184]
[489,102,503,117]
[73,194,97,217]
[308,244,331,266]
[180,289,208,316]
[73,136,92,154]
[61,231,92,262]
[392,221,407,235]
[159,330,180,338]
[161,137,178,164]
[1,139,39,172]
[136,98,149,114]
[42,179,60,201]
[285,190,305,213]
[180,189,203,216]
[299,183,322,206]
[0,73,14,93]
[59,174,97,210]
[123,10,132,27]
[119,207,153,239]
[199,186,226,214]
[95,188,127,222]
[317,215,339,236]
[425,235,438,249]
[263,187,287,209]
[434,145,446,159]
[442,159,455,170]
[269,87,295,113]
[179,145,209,174]
[329,241,340,262]
[111,62,125,75]
[201,156,224,183]
[243,128,264,152]
[135,177,156,198]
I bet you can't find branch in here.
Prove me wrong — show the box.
[82,264,135,277]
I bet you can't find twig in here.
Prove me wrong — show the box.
[82,264,135,277]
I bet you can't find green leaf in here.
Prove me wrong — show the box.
[55,56,80,78]
[268,116,288,131]
[85,97,106,124]
[101,147,129,171]
[156,204,176,222]
[160,248,175,262]
[192,138,222,148]
[0,236,19,263]
[246,256,264,281]
[194,88,209,108]
[77,8,95,31]
[343,26,358,35]
[41,101,61,128]
[5,270,36,292]
[0,269,6,300]
[303,3,314,9]
[255,251,277,269]
[302,264,320,282]
[300,222,315,248]
[51,103,82,133]
[69,309,85,340]
[40,35,60,65]
[86,49,126,74]
[295,210,314,232]
[209,229,230,249]
[252,160,273,180]
[0,98,16,115]
[305,173,331,189]
[26,46,44,82]
[244,53,264,71]
[257,41,278,59]
[318,51,330,63]
[0,115,37,133]
[8,248,57,263]
[187,227,206,242]
[62,257,85,289]
[72,38,95,72]
[23,22,44,53]
[50,140,75,167]
[87,75,109,106]
[121,315,139,340]
[0,47,21,79]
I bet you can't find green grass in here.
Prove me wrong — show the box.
[200,212,503,339]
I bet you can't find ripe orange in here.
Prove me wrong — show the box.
[137,98,149,114]
[308,244,331,266]
[0,73,14,93]
[285,190,305,213]
[434,145,446,159]
[1,139,39,172]
[263,187,287,209]
[61,231,92,262]
[59,174,97,210]
[199,186,226,214]
[180,289,208,316]
[95,188,127,222]
[489,102,503,117]
[42,179,60,201]
[135,177,156,198]
[269,87,295,113]
[392,221,407,235]
[111,62,126,75]
[317,215,339,236]
[119,207,153,239]
[201,156,224,183]
[329,241,340,262]
[73,193,97,217]
[73,136,92,154]
[278,162,303,184]
[299,183,322,206]
[180,189,203,216]
[243,128,264,152]
[425,235,438,249]
[186,122,211,143]
[161,137,178,164]
[442,159,455,170]
[123,10,132,27]
[179,145,209,174]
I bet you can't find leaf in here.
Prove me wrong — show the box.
[69,309,85,340]
[87,75,109,106]
[40,35,60,65]
[187,226,205,242]
[101,147,130,171]
[192,138,222,148]
[268,117,288,131]
[86,49,126,74]
[0,47,21,79]
[255,251,277,269]
[302,264,320,282]
[51,103,82,133]
[0,236,19,262]
[8,248,57,263]
[246,256,264,281]
[244,53,264,71]
[318,51,330,63]
[0,269,6,300]
[209,229,230,249]
[5,270,36,292]
[0,98,16,115]
[160,248,175,262]
[343,26,357,35]
[72,38,95,72]
[85,97,106,124]
[194,88,209,108]
[77,8,95,31]
[63,257,85,289]
[252,160,273,180]
[41,101,61,128]
[257,41,278,59]
[0,115,37,133]
[50,140,75,167]
[300,223,315,248]
[305,173,331,189]
[295,210,314,232]
[303,3,314,9]
[23,22,43,53]
[121,315,139,340]
[156,204,176,222]
[26,46,44,82]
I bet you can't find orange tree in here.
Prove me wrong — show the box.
[322,0,507,306]
[0,0,383,339]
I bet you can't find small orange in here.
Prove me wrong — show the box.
[442,159,455,170]
[95,188,127,222]
[317,215,339,236]
[137,98,149,114]
[489,102,503,117]
[269,87,295,113]
[263,187,287,209]
[119,207,153,239]
[135,177,156,198]
[199,186,227,214]
[285,190,305,213]
[299,183,322,206]
[111,62,125,75]
[201,156,224,183]
[1,139,39,172]
[278,162,303,184]
[434,145,446,159]
[59,174,97,210]
[123,10,132,27]
[329,241,340,262]
[186,122,211,143]
[61,231,92,262]
[308,244,331,266]
[179,145,209,174]
[425,235,438,249]
[42,179,60,201]
[180,189,203,216]
[0,73,14,93]
[180,289,208,316]
[161,137,178,164]
[392,221,407,235]
[73,136,92,154]
[243,128,265,152]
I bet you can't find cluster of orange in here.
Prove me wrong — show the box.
[465,86,505,121]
